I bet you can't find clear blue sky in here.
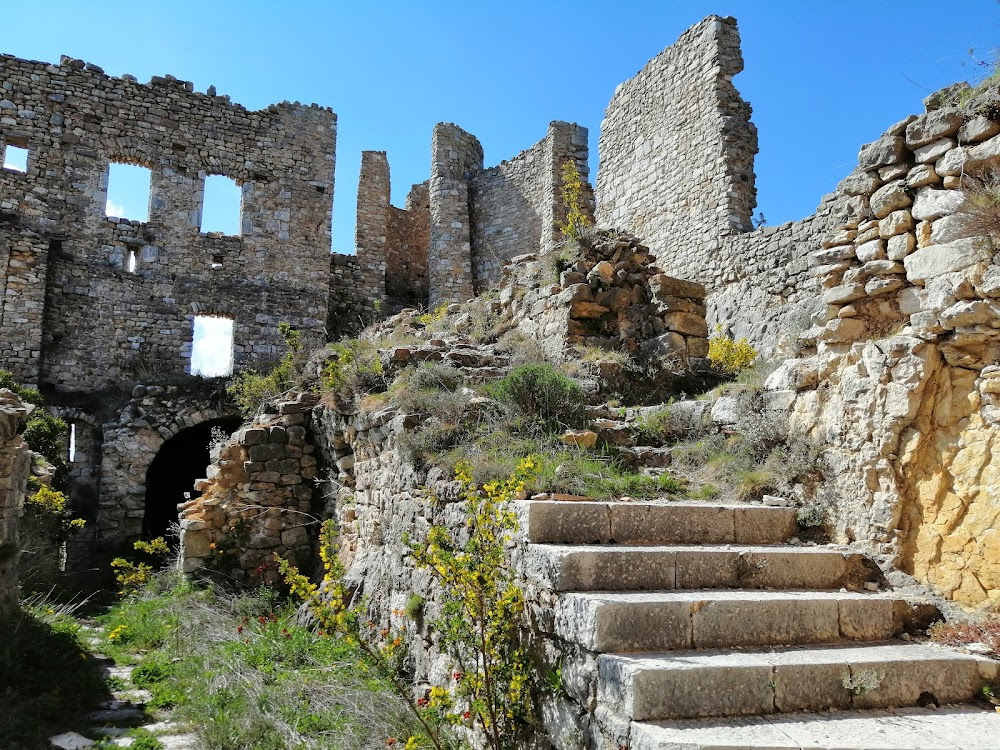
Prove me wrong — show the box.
[5,0,999,253]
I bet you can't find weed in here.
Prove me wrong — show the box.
[930,617,1000,656]
[796,505,826,529]
[0,601,110,749]
[842,668,883,697]
[404,594,425,622]
[955,167,1000,249]
[227,323,305,416]
[557,160,592,239]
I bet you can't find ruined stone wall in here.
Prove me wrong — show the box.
[594,15,848,354]
[429,123,483,306]
[469,121,591,285]
[387,181,430,305]
[0,53,336,393]
[766,100,1000,608]
[429,121,592,306]
[0,390,32,617]
[495,232,708,367]
[596,15,756,278]
[352,150,430,309]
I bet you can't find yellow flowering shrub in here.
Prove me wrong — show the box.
[707,328,758,374]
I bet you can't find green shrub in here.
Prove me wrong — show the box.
[227,323,304,416]
[487,364,587,433]
[557,160,592,239]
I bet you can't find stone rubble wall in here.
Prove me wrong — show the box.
[495,232,708,367]
[0,53,336,392]
[387,181,430,305]
[92,384,239,544]
[178,391,321,580]
[429,123,484,306]
[766,98,1000,608]
[593,15,851,355]
[352,151,431,309]
[0,389,33,617]
[596,16,756,278]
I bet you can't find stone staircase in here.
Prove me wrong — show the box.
[521,500,1000,750]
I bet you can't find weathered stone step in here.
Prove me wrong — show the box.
[598,643,999,722]
[519,500,798,545]
[554,590,937,652]
[527,544,883,592]
[629,705,1000,749]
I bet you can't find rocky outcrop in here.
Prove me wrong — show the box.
[0,389,34,617]
[770,94,1000,608]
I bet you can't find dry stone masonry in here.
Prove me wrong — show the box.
[766,95,1000,608]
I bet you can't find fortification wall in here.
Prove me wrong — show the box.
[593,15,848,354]
[0,54,336,392]
[762,96,1000,608]
[428,121,592,306]
[0,390,32,617]
[387,181,430,304]
[469,121,590,284]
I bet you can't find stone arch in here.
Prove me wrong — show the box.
[98,387,241,543]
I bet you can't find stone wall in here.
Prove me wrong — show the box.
[429,121,592,306]
[593,15,848,355]
[766,98,1000,608]
[469,121,591,284]
[495,231,708,367]
[0,390,32,617]
[178,391,320,580]
[596,15,756,277]
[353,150,430,307]
[0,53,336,391]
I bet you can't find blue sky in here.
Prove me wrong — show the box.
[5,1,1000,253]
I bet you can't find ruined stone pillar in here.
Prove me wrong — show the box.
[355,151,390,303]
[429,123,483,306]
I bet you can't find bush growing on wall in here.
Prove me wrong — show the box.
[487,364,587,433]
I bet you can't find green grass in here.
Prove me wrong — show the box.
[0,603,112,749]
[96,574,424,750]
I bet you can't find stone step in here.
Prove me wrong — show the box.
[628,705,1000,749]
[527,544,883,592]
[519,500,799,545]
[554,590,938,652]
[598,642,999,722]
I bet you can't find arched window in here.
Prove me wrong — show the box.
[201,175,242,235]
[105,162,152,222]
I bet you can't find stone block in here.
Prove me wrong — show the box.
[649,274,706,301]
[663,311,708,338]
[858,136,906,170]
[870,180,911,218]
[904,237,987,283]
[905,109,963,148]
[911,187,964,221]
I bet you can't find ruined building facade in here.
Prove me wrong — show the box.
[1,16,881,556]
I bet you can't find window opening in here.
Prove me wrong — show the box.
[201,175,241,235]
[126,247,138,273]
[190,315,234,377]
[105,162,152,222]
[3,145,28,173]
[68,423,77,463]
[211,254,224,269]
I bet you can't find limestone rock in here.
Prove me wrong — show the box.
[911,188,964,221]
[904,238,987,283]
[905,109,963,148]
[560,429,598,449]
[870,180,911,219]
[858,136,906,170]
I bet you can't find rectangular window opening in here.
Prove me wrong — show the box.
[211,254,224,269]
[201,175,242,235]
[126,247,138,273]
[105,162,152,222]
[190,315,235,377]
[3,145,29,173]
[68,423,77,463]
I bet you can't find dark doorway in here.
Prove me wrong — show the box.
[142,416,241,541]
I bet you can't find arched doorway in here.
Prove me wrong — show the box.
[142,416,242,540]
